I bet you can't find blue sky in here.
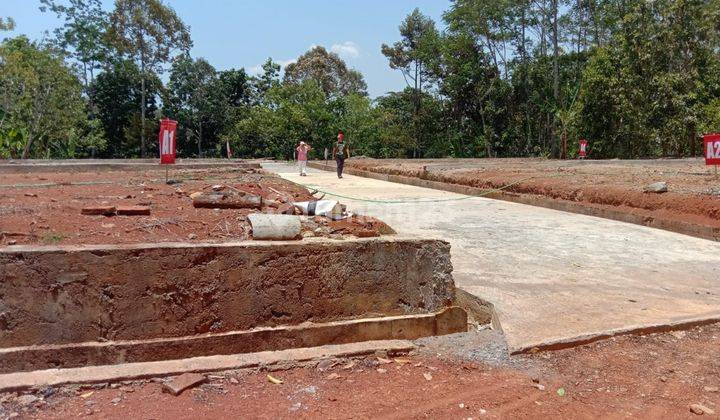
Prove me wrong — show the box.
[2,0,450,97]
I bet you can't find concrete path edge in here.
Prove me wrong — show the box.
[0,340,415,392]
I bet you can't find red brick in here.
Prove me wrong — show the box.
[116,205,151,216]
[162,373,206,396]
[81,206,116,216]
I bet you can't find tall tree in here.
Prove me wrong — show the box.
[381,8,440,157]
[106,0,191,157]
[165,54,221,157]
[251,58,280,105]
[284,46,367,97]
[39,0,108,91]
[0,36,90,158]
[91,59,160,157]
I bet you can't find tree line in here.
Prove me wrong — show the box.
[1,0,719,160]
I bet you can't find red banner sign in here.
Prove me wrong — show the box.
[159,119,178,164]
[579,139,588,158]
[705,134,720,165]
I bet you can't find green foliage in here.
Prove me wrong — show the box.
[90,60,160,157]
[0,17,15,31]
[284,46,367,97]
[4,0,720,161]
[40,0,108,89]
[0,36,93,158]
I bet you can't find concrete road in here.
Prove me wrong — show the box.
[265,162,720,352]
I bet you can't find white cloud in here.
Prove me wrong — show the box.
[247,42,359,75]
[248,58,297,75]
[330,41,360,60]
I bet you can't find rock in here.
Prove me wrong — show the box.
[690,404,715,415]
[533,383,545,391]
[248,214,301,240]
[671,331,686,340]
[229,377,239,385]
[187,233,197,240]
[644,182,668,193]
[277,203,295,215]
[709,187,720,196]
[192,191,262,209]
[316,359,336,371]
[302,231,315,238]
[189,191,203,199]
[81,206,116,216]
[704,386,719,393]
[110,397,121,404]
[24,193,37,197]
[16,395,38,406]
[116,206,151,216]
[162,373,207,396]
[211,185,224,191]
[301,386,317,395]
[40,387,55,398]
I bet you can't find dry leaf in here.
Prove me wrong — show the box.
[376,357,392,364]
[394,358,412,365]
[267,374,283,384]
[80,392,94,399]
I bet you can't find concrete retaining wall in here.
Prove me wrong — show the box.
[0,238,455,348]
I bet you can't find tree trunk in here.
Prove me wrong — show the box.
[552,0,560,104]
[689,125,697,157]
[140,70,146,158]
[21,135,33,159]
[198,121,203,157]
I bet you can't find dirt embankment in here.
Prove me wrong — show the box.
[342,158,720,236]
[0,167,390,246]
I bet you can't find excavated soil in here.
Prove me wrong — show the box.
[0,167,389,246]
[342,158,720,233]
[7,323,719,419]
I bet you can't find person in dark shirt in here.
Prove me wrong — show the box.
[332,131,350,179]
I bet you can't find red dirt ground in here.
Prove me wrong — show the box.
[340,158,720,235]
[0,167,389,246]
[5,323,719,419]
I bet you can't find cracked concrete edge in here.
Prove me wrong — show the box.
[0,340,415,392]
[0,234,433,253]
[307,162,720,242]
[453,288,502,333]
[509,312,720,355]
